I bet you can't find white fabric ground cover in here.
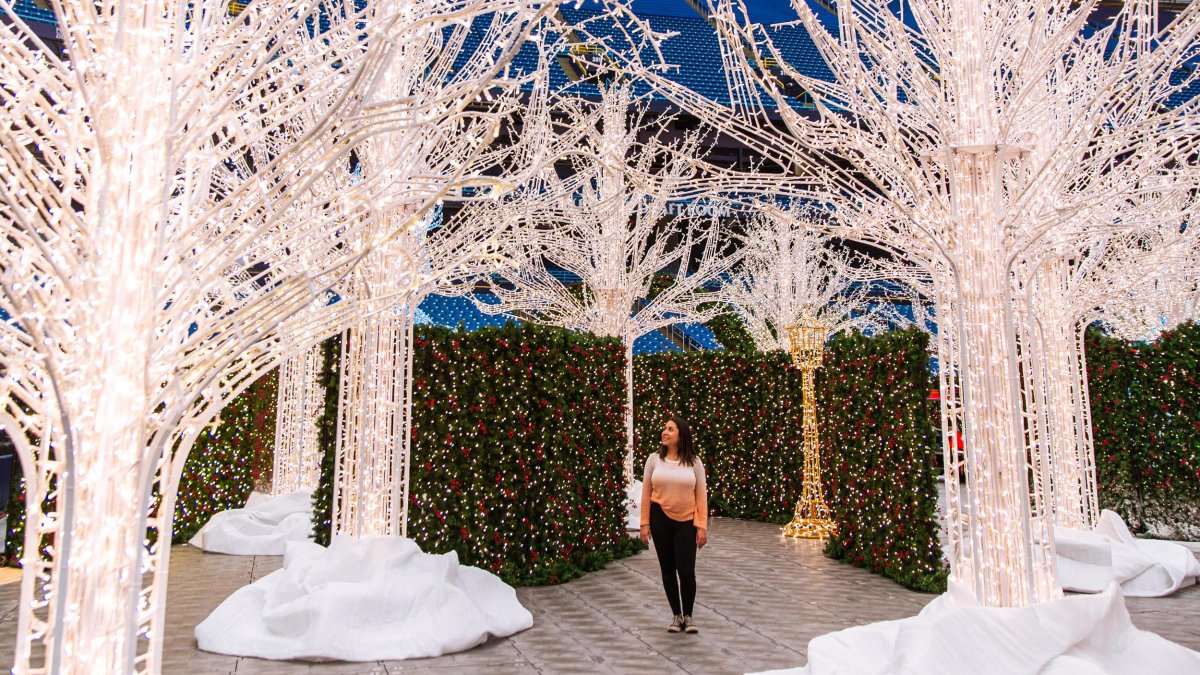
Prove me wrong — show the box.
[1055,509,1200,597]
[189,490,314,556]
[195,536,534,661]
[627,478,643,530]
[751,579,1200,675]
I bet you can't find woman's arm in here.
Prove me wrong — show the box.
[639,454,654,543]
[694,460,708,548]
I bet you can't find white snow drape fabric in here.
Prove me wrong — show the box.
[1055,510,1200,597]
[189,490,315,556]
[195,536,533,661]
[627,478,642,530]
[751,579,1200,675]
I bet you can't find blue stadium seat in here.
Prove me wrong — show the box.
[676,322,723,350]
[417,293,519,331]
[11,0,56,25]
[633,329,681,355]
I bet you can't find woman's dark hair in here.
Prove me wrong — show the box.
[659,413,697,467]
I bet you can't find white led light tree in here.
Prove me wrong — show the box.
[721,208,897,353]
[614,0,1200,606]
[331,201,514,540]
[267,167,364,498]
[465,83,740,480]
[1090,225,1200,343]
[0,0,567,670]
[1024,222,1200,530]
[324,12,611,540]
[1013,199,1200,531]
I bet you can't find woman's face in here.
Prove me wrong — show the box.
[661,420,679,448]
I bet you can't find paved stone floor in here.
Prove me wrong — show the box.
[1,518,1198,674]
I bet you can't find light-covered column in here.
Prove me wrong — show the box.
[273,343,327,495]
[943,145,1058,607]
[333,300,416,539]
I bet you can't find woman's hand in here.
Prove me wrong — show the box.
[640,525,650,545]
[696,528,707,549]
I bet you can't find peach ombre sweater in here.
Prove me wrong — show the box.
[640,452,708,529]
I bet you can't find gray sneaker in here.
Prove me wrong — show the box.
[682,614,698,634]
[667,614,684,633]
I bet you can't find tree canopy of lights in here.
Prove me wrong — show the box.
[614,0,1200,607]
[0,0,578,670]
[462,82,741,481]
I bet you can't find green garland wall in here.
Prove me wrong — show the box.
[313,323,643,586]
[1087,321,1200,539]
[817,330,946,592]
[310,335,342,546]
[632,328,946,592]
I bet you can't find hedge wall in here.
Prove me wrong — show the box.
[310,335,342,544]
[1087,321,1200,539]
[633,328,947,592]
[171,370,277,543]
[313,323,643,586]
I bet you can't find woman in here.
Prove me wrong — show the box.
[639,414,708,634]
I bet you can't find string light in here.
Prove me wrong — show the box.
[273,345,325,495]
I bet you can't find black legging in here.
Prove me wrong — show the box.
[649,501,697,616]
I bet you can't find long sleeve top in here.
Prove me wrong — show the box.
[640,452,708,530]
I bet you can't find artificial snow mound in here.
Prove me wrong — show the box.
[189,490,314,556]
[195,535,533,661]
[1055,509,1200,597]
[750,579,1200,675]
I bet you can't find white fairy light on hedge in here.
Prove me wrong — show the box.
[465,83,741,481]
[616,0,1200,607]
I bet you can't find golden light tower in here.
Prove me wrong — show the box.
[782,315,836,539]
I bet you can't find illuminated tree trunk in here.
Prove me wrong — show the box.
[944,146,1059,608]
[333,301,415,539]
[624,342,635,482]
[1025,259,1099,529]
[11,44,173,666]
[55,416,148,672]
[273,343,326,495]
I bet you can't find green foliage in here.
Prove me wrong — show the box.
[704,312,758,354]
[1087,322,1200,539]
[312,323,644,585]
[171,370,278,543]
[3,446,30,567]
[633,328,946,592]
[311,334,342,546]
